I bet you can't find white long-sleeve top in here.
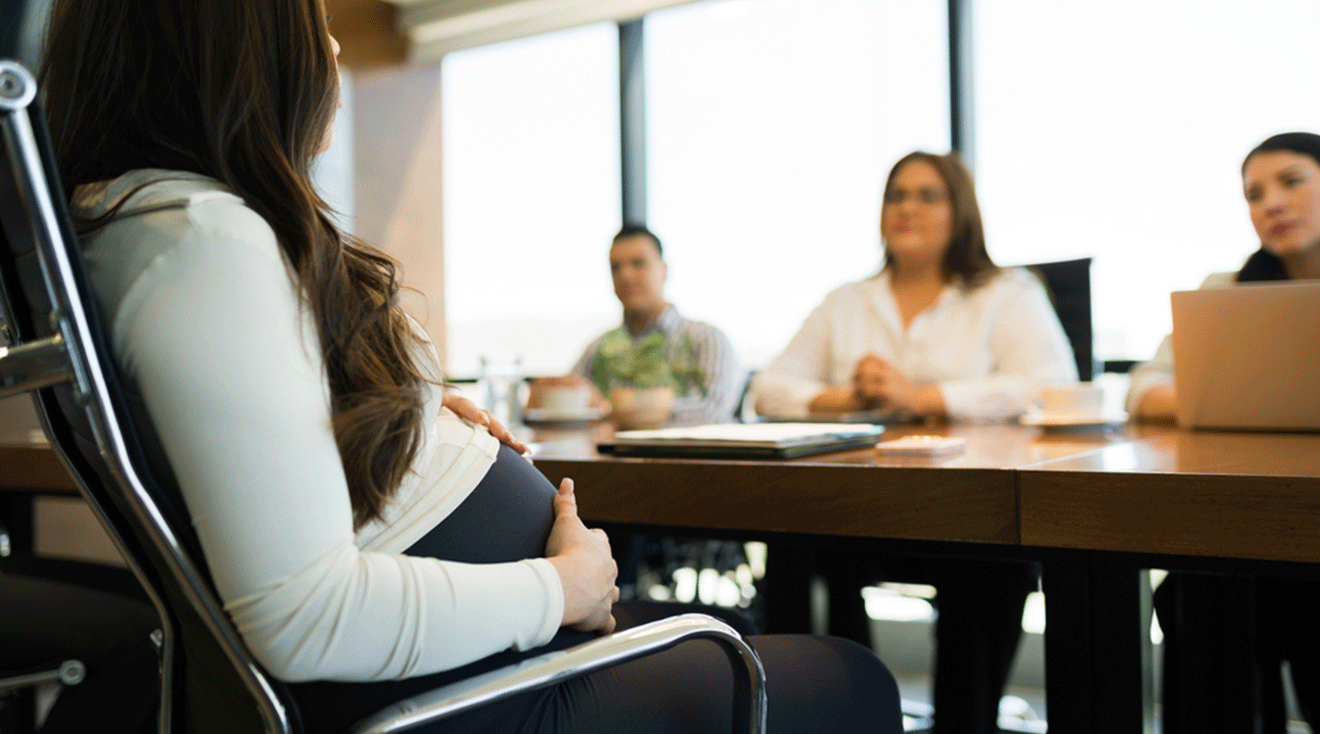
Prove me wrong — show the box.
[751,268,1078,420]
[1124,272,1235,415]
[73,170,562,682]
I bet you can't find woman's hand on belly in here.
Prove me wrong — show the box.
[442,392,529,454]
[546,478,619,634]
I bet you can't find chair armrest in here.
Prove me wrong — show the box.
[348,612,766,734]
[0,658,85,694]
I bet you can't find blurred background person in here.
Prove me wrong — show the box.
[529,225,747,617]
[752,150,1076,734]
[530,225,742,427]
[1128,131,1320,422]
[1128,131,1320,734]
[750,152,1075,423]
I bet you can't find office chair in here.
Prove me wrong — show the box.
[0,646,86,734]
[0,52,766,734]
[1024,257,1095,381]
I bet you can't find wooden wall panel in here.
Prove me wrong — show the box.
[326,0,408,69]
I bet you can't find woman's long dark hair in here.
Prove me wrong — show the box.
[1237,132,1320,283]
[42,0,427,529]
[881,151,998,288]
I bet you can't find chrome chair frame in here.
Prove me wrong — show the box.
[0,58,766,734]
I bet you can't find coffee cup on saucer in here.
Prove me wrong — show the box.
[540,383,592,415]
[1034,383,1105,420]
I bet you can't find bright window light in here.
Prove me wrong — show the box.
[744,541,768,579]
[646,0,950,370]
[1150,569,1168,645]
[672,566,699,603]
[441,23,621,377]
[973,0,1320,362]
[1021,591,1046,635]
[863,585,937,623]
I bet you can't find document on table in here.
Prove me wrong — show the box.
[598,422,884,459]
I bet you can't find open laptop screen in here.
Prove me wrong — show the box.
[1171,281,1320,431]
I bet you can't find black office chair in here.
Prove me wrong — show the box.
[1023,257,1095,381]
[0,563,161,734]
[0,48,765,734]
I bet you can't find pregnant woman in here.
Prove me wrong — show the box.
[39,1,902,731]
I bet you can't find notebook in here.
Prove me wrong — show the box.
[598,422,885,459]
[1171,281,1320,431]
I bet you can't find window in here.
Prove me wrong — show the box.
[312,69,355,234]
[646,0,950,369]
[441,23,621,376]
[973,0,1320,361]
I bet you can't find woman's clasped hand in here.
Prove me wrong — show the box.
[851,353,942,415]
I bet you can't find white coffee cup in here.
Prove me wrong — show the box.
[540,383,592,414]
[1035,383,1105,418]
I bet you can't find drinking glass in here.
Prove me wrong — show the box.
[477,353,524,427]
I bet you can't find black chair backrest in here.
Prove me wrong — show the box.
[0,20,300,732]
[1026,257,1095,381]
[0,0,45,72]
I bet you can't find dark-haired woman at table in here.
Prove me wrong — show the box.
[1129,132,1320,422]
[751,151,1076,734]
[39,1,902,731]
[1128,131,1320,733]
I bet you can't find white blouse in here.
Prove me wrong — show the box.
[1124,272,1236,414]
[74,170,562,683]
[751,268,1078,420]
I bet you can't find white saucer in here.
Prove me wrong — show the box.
[1019,411,1128,428]
[523,407,608,424]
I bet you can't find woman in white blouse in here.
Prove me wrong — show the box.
[752,151,1076,734]
[750,151,1077,421]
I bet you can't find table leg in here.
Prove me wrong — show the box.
[0,492,35,559]
[1155,572,1266,734]
[1088,556,1155,734]
[1041,551,1154,734]
[760,536,816,634]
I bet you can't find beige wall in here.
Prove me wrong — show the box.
[352,64,449,365]
[326,0,449,364]
[0,395,127,565]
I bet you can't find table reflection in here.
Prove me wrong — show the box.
[523,418,1141,472]
[1024,425,1320,477]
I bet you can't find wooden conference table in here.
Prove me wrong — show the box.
[5,420,1320,734]
[529,420,1320,734]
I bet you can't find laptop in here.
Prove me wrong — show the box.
[598,422,885,459]
[1170,281,1320,431]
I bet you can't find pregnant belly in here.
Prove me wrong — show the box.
[401,443,558,563]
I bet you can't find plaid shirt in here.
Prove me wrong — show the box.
[572,305,743,425]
